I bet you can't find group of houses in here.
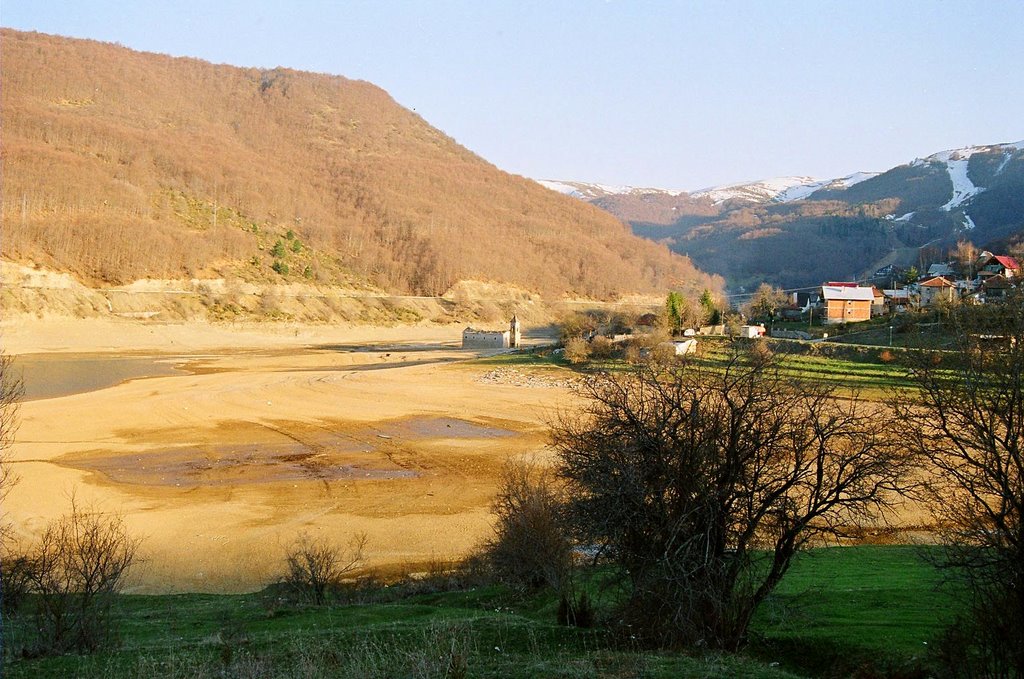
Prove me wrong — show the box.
[781,252,1021,325]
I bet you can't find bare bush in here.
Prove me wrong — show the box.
[283,532,366,605]
[563,337,591,365]
[650,342,678,365]
[26,499,141,654]
[589,335,616,360]
[1,351,25,644]
[0,352,23,532]
[1,555,33,618]
[482,460,572,593]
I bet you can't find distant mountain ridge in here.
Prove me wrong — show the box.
[541,140,1024,290]
[0,29,719,300]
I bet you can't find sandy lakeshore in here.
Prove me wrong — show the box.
[2,315,573,593]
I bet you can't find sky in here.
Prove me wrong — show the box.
[3,1,1022,190]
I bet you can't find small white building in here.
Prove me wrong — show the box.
[738,324,766,338]
[462,315,521,349]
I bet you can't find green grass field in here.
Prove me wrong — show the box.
[3,546,958,679]
[471,340,921,397]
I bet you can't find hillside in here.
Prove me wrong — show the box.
[544,142,1024,290]
[0,30,719,301]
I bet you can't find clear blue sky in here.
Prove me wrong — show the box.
[3,1,1022,190]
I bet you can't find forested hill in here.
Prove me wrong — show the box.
[0,30,719,299]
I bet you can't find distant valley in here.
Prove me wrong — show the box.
[541,141,1024,291]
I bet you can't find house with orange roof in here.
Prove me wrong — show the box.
[919,276,957,307]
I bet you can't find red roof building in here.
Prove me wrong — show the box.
[979,255,1020,280]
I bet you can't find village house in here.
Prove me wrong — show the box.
[779,291,821,320]
[871,287,886,316]
[462,315,521,349]
[982,275,1013,301]
[821,284,874,324]
[978,255,1020,281]
[660,338,698,355]
[882,288,913,313]
[926,262,957,279]
[919,276,957,307]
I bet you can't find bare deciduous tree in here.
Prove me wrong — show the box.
[283,532,366,605]
[895,301,1024,677]
[552,349,914,650]
[0,352,23,522]
[1,352,25,636]
[743,283,788,323]
[27,498,141,654]
[953,239,979,279]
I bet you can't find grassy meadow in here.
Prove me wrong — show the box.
[4,546,958,679]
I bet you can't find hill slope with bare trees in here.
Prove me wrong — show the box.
[1,30,718,299]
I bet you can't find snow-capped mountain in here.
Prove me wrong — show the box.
[911,141,1024,212]
[541,139,1024,292]
[690,174,883,205]
[539,172,882,206]
[536,180,683,200]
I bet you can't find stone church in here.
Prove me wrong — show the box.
[462,315,521,349]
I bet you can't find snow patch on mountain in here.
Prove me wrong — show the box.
[691,176,821,205]
[906,140,1024,211]
[941,155,983,210]
[777,171,880,202]
[537,180,630,199]
[995,148,1019,175]
[540,139,1021,208]
[537,180,684,200]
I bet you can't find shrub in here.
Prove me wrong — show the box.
[282,532,366,605]
[25,500,141,655]
[650,342,678,365]
[563,338,591,365]
[589,335,616,360]
[0,554,33,615]
[557,590,596,628]
[272,259,290,276]
[482,460,571,593]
